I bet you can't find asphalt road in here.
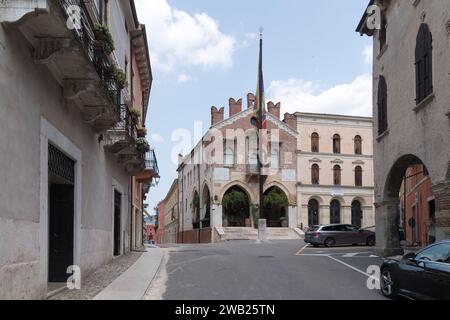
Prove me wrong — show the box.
[144,240,386,300]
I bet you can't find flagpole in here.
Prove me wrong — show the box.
[258,30,264,221]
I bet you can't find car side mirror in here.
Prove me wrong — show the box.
[403,252,417,261]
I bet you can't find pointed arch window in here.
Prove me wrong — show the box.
[311,133,319,153]
[333,134,341,154]
[333,165,342,186]
[415,23,433,104]
[354,135,362,155]
[377,76,388,135]
[311,164,320,185]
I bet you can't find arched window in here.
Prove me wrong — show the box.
[311,164,320,185]
[311,133,319,153]
[270,149,279,169]
[354,135,362,155]
[333,134,341,154]
[333,165,341,186]
[355,166,363,187]
[415,23,433,104]
[377,76,388,135]
[224,148,234,167]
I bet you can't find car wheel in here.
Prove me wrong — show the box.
[381,268,397,299]
[324,238,335,248]
[366,236,376,247]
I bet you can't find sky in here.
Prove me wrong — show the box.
[134,0,373,214]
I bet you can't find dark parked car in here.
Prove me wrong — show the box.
[304,224,375,247]
[380,240,450,300]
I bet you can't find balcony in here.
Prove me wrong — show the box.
[1,0,122,132]
[103,103,137,154]
[136,149,159,184]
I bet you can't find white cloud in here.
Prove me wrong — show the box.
[135,0,236,73]
[268,74,373,117]
[363,44,373,65]
[150,133,165,145]
[177,73,193,83]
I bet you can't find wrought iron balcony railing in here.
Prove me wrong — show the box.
[145,149,159,176]
[59,0,121,111]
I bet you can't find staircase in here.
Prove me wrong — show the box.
[267,228,304,240]
[218,227,304,241]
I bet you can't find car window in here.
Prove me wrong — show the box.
[345,225,359,232]
[416,243,450,263]
[322,226,332,231]
[308,226,320,232]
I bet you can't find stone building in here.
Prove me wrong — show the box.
[0,0,158,299]
[176,95,375,243]
[357,0,450,255]
[161,179,179,244]
[296,113,375,230]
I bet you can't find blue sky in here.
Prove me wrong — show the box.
[135,0,373,214]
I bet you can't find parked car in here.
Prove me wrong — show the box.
[380,240,450,300]
[304,224,376,247]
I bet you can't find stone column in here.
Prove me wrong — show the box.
[374,200,403,257]
[432,181,450,241]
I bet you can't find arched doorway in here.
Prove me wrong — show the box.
[222,186,250,227]
[330,200,341,224]
[192,191,200,229]
[351,200,363,228]
[202,185,211,228]
[382,154,434,255]
[308,199,320,226]
[263,187,289,227]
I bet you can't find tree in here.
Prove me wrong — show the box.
[222,190,247,213]
[264,189,288,210]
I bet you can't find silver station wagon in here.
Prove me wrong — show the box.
[304,224,376,247]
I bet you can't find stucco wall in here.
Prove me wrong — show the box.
[0,22,131,299]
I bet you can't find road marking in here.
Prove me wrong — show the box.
[295,244,310,256]
[342,253,359,258]
[328,255,379,284]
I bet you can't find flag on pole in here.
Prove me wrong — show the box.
[251,32,267,130]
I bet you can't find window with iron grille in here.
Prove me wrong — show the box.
[415,23,433,104]
[48,144,75,184]
[377,76,388,135]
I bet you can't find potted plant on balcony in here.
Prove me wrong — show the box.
[136,137,150,153]
[114,67,127,90]
[93,23,115,54]
[129,108,141,123]
[137,127,147,138]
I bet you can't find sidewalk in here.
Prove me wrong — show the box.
[94,246,164,300]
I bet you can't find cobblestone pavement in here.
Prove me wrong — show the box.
[49,251,143,300]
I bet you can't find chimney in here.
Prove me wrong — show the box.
[229,98,242,117]
[283,113,297,129]
[267,101,281,119]
[247,93,255,108]
[211,106,224,126]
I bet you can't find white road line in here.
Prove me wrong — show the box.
[328,255,380,283]
[342,253,359,258]
[295,244,310,256]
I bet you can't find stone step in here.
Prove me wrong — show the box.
[220,227,303,241]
